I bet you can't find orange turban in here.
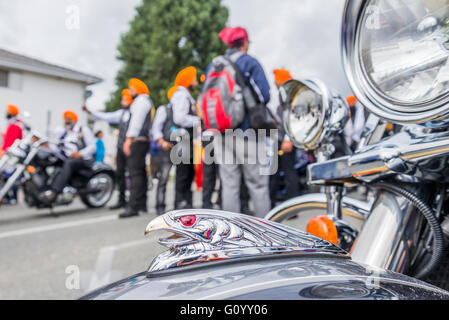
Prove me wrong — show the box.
[7,104,19,116]
[121,89,133,105]
[175,66,197,88]
[346,95,358,107]
[167,86,179,101]
[273,69,293,85]
[63,110,78,123]
[129,78,150,95]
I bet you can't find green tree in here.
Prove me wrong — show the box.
[106,0,229,112]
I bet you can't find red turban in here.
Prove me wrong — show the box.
[219,27,249,48]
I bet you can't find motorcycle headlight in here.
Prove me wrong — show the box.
[280,79,349,151]
[342,0,449,126]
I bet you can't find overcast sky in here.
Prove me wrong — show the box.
[0,0,352,110]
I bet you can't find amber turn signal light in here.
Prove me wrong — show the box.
[306,215,338,245]
[26,166,36,174]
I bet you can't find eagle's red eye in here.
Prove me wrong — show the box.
[179,215,197,227]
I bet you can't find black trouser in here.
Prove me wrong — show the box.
[240,176,250,211]
[156,150,172,213]
[175,134,195,209]
[52,158,92,193]
[203,166,250,210]
[116,147,127,204]
[175,162,195,209]
[202,161,218,209]
[128,141,149,211]
[270,149,299,208]
[202,136,217,209]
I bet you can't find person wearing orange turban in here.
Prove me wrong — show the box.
[346,95,357,108]
[63,110,78,124]
[150,86,182,215]
[6,104,19,117]
[42,109,97,205]
[273,69,293,88]
[174,66,198,88]
[2,104,23,154]
[121,89,133,106]
[171,66,200,210]
[117,77,153,218]
[344,94,365,150]
[1,104,23,203]
[128,78,150,97]
[82,89,136,210]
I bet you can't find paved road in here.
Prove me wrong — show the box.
[0,178,203,300]
[0,175,366,300]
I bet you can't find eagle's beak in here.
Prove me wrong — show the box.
[144,215,171,236]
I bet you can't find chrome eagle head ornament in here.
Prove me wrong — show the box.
[144,210,347,276]
[279,78,349,151]
[342,0,449,127]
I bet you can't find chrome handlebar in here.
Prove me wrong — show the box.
[307,127,449,184]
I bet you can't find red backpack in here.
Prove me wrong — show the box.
[200,52,246,132]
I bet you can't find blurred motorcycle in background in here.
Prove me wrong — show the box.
[0,130,115,210]
[267,0,449,290]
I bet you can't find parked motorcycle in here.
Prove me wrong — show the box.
[0,130,115,209]
[267,0,449,290]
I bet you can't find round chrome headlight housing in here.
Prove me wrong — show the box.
[342,0,449,126]
[280,79,349,150]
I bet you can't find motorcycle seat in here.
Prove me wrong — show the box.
[78,169,93,177]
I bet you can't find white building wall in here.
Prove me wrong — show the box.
[0,71,85,136]
[0,70,117,166]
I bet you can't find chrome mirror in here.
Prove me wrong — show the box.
[280,79,349,151]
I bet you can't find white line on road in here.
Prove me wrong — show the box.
[87,238,149,292]
[0,215,118,240]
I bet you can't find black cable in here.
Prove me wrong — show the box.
[372,182,445,279]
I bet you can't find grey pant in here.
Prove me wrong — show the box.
[215,132,271,218]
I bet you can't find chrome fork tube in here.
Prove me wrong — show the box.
[0,164,26,201]
[350,190,422,274]
[0,147,38,202]
[325,185,343,220]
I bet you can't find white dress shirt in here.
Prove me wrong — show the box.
[151,105,167,141]
[54,123,97,160]
[126,94,152,138]
[91,109,130,125]
[170,86,199,128]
